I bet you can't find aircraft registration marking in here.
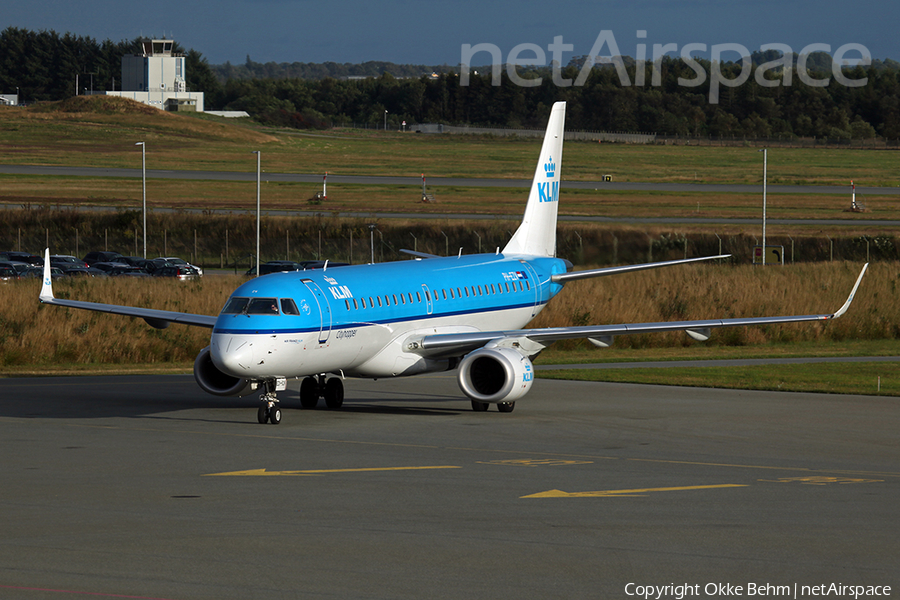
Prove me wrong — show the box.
[521,484,747,498]
[204,466,461,477]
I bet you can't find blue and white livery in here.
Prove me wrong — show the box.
[39,101,868,424]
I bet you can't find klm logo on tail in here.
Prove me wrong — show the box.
[538,156,559,203]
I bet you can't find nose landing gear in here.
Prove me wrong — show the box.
[257,378,286,424]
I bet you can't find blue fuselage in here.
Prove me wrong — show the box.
[209,253,568,380]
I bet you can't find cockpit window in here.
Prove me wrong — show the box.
[280,298,300,315]
[222,297,250,314]
[221,297,280,315]
[247,298,279,314]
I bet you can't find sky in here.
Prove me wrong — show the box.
[4,0,898,67]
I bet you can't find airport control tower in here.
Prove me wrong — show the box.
[107,38,204,112]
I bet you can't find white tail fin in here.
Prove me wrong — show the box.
[502,101,566,257]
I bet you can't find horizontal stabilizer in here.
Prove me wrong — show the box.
[552,255,730,284]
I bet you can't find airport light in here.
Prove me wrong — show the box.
[135,142,146,258]
[759,148,767,265]
[369,224,376,263]
[384,110,388,131]
[252,150,261,277]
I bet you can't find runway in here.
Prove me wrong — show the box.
[0,373,897,599]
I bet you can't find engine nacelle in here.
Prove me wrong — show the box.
[457,347,534,404]
[193,346,256,397]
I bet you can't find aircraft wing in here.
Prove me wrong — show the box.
[412,263,868,357]
[38,249,217,329]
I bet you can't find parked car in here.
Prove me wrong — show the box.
[245,261,303,276]
[0,251,42,266]
[152,265,200,281]
[157,257,203,276]
[0,265,19,282]
[118,256,157,274]
[0,260,31,276]
[50,255,89,270]
[61,266,96,277]
[83,251,125,266]
[22,266,65,280]
[299,260,349,270]
[245,260,350,276]
[91,262,150,277]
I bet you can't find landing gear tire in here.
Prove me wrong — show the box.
[324,378,344,410]
[497,401,515,413]
[471,400,489,412]
[269,405,282,425]
[300,376,319,409]
[257,404,268,424]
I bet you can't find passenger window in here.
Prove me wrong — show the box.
[525,281,531,291]
[353,299,358,310]
[416,292,422,302]
[442,289,447,300]
[385,296,390,306]
[361,298,367,309]
[505,283,510,293]
[280,298,301,315]
[345,300,351,310]
[408,293,413,303]
[393,294,398,305]
[377,296,382,307]
[490,284,496,294]
[450,288,455,299]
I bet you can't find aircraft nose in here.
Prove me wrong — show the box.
[210,333,255,376]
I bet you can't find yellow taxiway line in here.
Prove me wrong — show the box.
[205,466,461,477]
[522,484,747,498]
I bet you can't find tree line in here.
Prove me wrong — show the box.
[3,26,900,139]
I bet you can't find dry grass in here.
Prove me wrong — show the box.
[529,261,896,349]
[0,261,893,368]
[1,276,240,367]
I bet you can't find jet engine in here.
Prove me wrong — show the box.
[457,347,534,404]
[193,346,256,397]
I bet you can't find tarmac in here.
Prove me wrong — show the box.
[0,372,897,599]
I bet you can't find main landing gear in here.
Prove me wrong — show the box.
[470,400,516,412]
[299,374,344,410]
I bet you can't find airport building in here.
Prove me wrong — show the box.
[104,39,204,112]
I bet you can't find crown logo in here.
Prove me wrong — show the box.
[544,156,556,178]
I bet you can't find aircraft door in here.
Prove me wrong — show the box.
[301,279,332,344]
[521,262,541,317]
[421,284,434,315]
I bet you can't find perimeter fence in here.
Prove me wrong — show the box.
[2,208,895,271]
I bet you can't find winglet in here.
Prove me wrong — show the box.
[830,263,868,319]
[40,248,54,302]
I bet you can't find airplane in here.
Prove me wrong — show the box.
[38,101,868,424]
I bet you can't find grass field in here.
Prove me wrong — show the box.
[2,100,899,186]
